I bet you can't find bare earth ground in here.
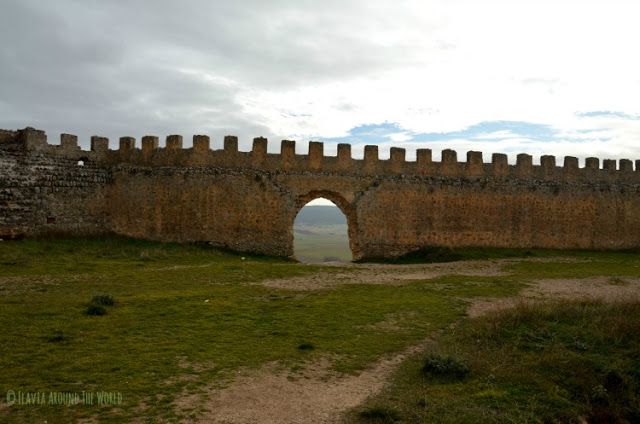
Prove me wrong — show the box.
[259,259,511,291]
[178,342,433,424]
[467,276,640,317]
[178,259,640,424]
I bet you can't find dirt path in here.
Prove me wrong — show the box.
[259,258,512,291]
[467,276,640,317]
[178,259,639,424]
[259,257,592,291]
[179,341,431,424]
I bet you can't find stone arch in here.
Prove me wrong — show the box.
[291,190,361,261]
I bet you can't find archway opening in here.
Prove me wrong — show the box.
[293,197,352,263]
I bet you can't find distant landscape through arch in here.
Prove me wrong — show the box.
[293,196,353,263]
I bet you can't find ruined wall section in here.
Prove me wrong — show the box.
[1,127,639,258]
[105,166,296,256]
[0,128,111,239]
[354,177,640,258]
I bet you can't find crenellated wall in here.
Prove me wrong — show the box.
[1,127,640,259]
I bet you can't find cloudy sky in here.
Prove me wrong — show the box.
[2,0,640,165]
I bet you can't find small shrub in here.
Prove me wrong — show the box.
[602,369,625,394]
[422,354,470,380]
[297,342,315,351]
[46,331,69,343]
[85,304,107,316]
[91,294,116,306]
[590,384,609,406]
[608,277,629,286]
[359,406,401,423]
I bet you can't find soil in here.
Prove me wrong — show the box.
[259,259,511,291]
[466,276,640,318]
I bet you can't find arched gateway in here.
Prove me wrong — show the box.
[1,127,640,260]
[292,191,359,261]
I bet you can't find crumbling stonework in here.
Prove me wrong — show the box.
[1,127,639,260]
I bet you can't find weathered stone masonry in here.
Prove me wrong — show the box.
[1,127,639,260]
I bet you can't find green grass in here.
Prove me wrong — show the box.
[0,236,522,423]
[1,236,639,422]
[348,300,640,423]
[504,252,640,279]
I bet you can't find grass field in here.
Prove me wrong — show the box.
[349,300,640,423]
[0,237,639,422]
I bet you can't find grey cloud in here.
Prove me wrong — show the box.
[0,0,436,149]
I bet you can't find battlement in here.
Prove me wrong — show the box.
[3,127,640,257]
[2,127,640,183]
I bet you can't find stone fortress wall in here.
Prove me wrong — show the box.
[1,127,639,260]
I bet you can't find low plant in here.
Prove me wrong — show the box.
[297,342,315,351]
[358,405,401,423]
[46,331,69,343]
[421,354,470,381]
[90,294,116,306]
[84,294,117,316]
[85,304,107,316]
